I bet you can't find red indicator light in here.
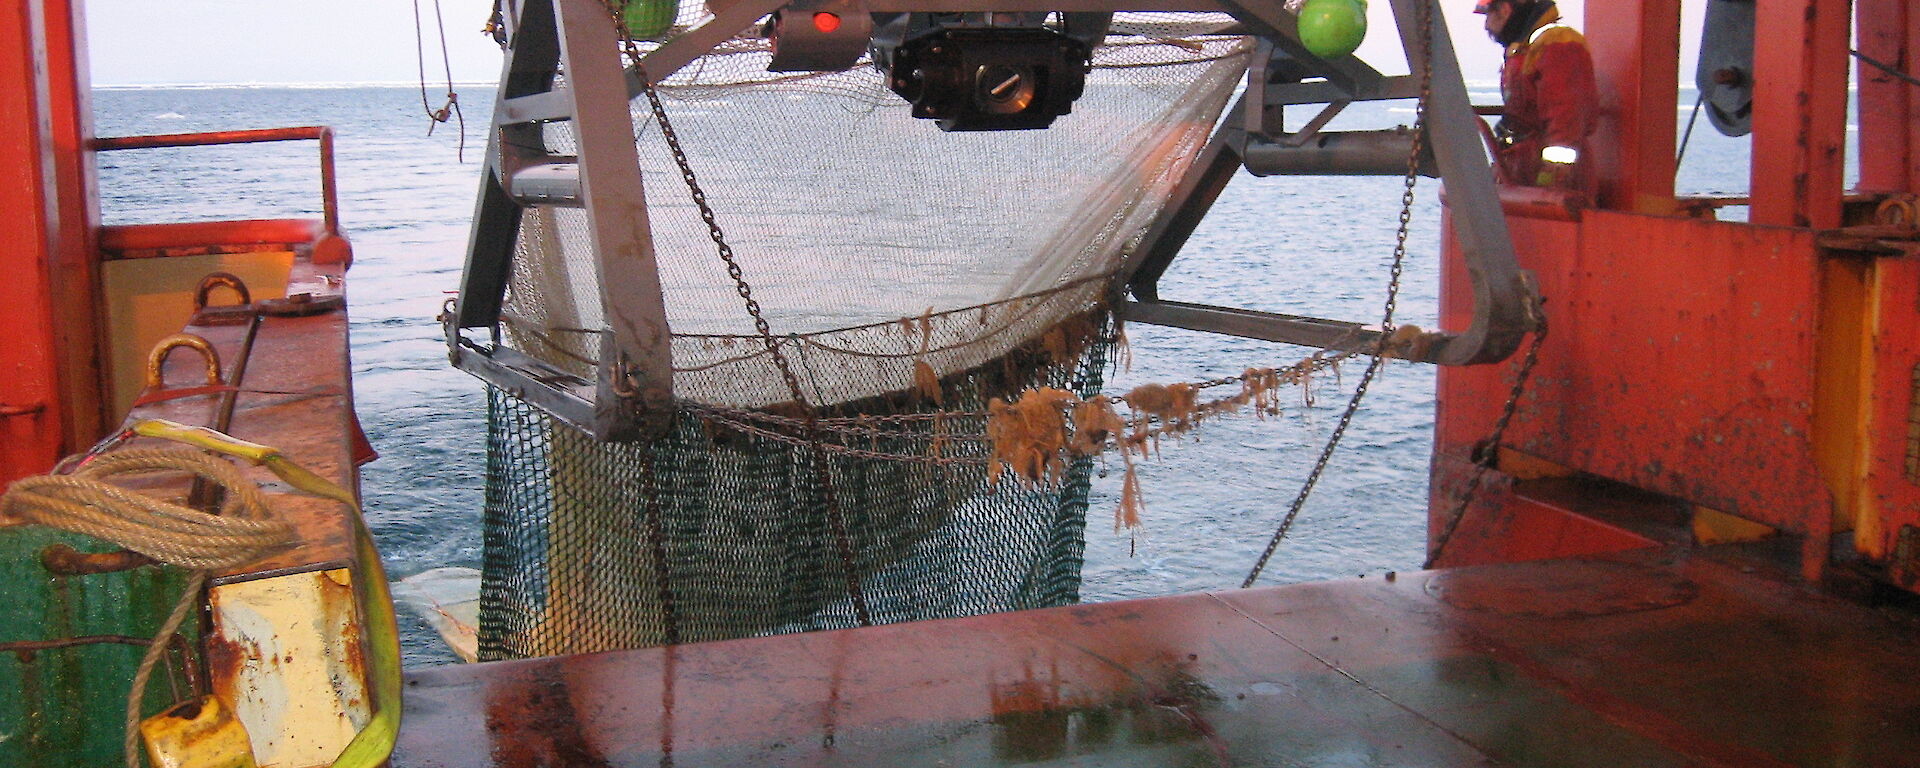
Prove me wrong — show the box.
[813,11,842,33]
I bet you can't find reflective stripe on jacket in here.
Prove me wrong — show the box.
[1496,23,1597,188]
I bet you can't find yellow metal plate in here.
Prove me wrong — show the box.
[101,251,293,417]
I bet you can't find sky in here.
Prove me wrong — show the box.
[84,0,508,86]
[82,0,1701,88]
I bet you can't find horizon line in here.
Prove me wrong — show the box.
[93,79,502,90]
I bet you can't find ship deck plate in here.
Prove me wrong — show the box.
[394,549,1920,767]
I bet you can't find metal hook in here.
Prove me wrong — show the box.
[144,334,224,393]
[193,272,253,312]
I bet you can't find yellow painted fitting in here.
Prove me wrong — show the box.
[1494,447,1574,481]
[140,695,258,768]
[1693,505,1777,546]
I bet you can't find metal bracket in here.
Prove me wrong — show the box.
[451,0,676,440]
[1119,0,1535,366]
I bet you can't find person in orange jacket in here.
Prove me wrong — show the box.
[1475,0,1597,190]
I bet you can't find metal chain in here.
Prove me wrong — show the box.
[1424,303,1546,568]
[1242,0,1434,589]
[606,7,874,626]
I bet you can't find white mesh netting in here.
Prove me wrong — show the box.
[501,14,1252,408]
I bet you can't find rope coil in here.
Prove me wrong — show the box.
[4,449,293,571]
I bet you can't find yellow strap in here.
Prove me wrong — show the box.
[131,420,279,464]
[130,419,402,768]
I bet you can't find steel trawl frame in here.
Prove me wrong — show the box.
[453,0,1534,446]
[1118,0,1534,366]
[453,0,674,440]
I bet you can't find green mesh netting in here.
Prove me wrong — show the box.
[478,328,1111,659]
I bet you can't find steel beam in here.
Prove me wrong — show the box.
[1211,0,1382,93]
[1384,0,1532,364]
[1266,74,1426,104]
[627,0,790,86]
[447,336,600,435]
[1240,129,1437,176]
[495,0,846,126]
[553,0,675,438]
[455,0,558,330]
[1124,0,1532,365]
[454,0,677,439]
[0,0,70,482]
[1583,0,1679,213]
[1122,101,1245,302]
[1118,300,1374,351]
[1856,0,1918,193]
[1749,0,1850,228]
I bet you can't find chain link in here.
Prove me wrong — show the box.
[606,5,873,626]
[1423,301,1546,568]
[1242,0,1434,589]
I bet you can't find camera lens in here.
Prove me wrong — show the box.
[974,64,1036,114]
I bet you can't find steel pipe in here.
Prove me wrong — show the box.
[1239,129,1436,177]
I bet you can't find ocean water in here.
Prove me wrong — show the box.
[90,81,1782,666]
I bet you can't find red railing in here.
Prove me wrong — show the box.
[91,127,349,264]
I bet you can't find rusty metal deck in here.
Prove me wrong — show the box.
[394,549,1920,767]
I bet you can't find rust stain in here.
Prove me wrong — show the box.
[38,544,156,575]
[328,572,370,698]
[203,630,264,688]
[483,676,613,768]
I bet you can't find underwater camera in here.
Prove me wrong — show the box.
[872,13,1106,131]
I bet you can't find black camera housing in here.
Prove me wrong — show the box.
[883,26,1092,131]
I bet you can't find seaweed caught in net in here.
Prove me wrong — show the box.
[479,320,1112,658]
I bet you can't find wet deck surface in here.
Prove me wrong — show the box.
[394,550,1920,767]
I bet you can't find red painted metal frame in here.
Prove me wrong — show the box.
[1427,477,1664,569]
[1867,255,1920,575]
[1582,0,1678,213]
[98,220,326,255]
[1853,0,1919,576]
[1856,0,1919,192]
[39,0,103,459]
[1435,210,1834,575]
[0,0,96,487]
[1434,0,1892,582]
[1750,0,1851,228]
[93,127,348,263]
